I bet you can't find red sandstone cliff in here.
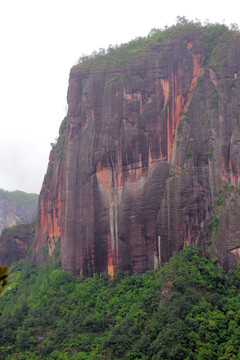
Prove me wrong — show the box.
[33,25,240,275]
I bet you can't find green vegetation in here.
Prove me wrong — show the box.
[177,110,190,140]
[232,80,238,88]
[197,75,204,87]
[215,196,224,206]
[205,151,212,159]
[210,90,219,110]
[59,116,68,136]
[186,141,193,159]
[1,17,240,359]
[207,30,237,73]
[51,116,68,160]
[179,110,188,117]
[207,184,240,246]
[72,18,240,73]
[0,266,8,296]
[0,189,38,209]
[223,184,237,195]
[208,215,219,233]
[3,218,36,241]
[0,247,240,359]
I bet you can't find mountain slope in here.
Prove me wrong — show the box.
[0,189,38,234]
[0,220,36,267]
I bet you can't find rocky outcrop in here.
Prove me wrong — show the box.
[33,25,240,276]
[0,221,36,267]
[0,190,38,234]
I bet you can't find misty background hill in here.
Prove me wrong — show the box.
[0,189,38,234]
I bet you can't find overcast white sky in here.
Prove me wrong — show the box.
[0,0,239,194]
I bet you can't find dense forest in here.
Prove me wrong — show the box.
[0,247,240,359]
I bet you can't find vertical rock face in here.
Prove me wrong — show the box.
[33,152,62,258]
[33,26,240,275]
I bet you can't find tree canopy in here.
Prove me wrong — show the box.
[0,247,240,359]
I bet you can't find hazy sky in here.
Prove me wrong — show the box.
[0,0,239,194]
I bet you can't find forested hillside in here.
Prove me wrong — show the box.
[0,247,240,359]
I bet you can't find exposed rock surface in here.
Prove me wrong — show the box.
[0,189,38,234]
[33,25,240,276]
[0,221,36,267]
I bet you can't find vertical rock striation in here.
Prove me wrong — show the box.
[33,25,240,275]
